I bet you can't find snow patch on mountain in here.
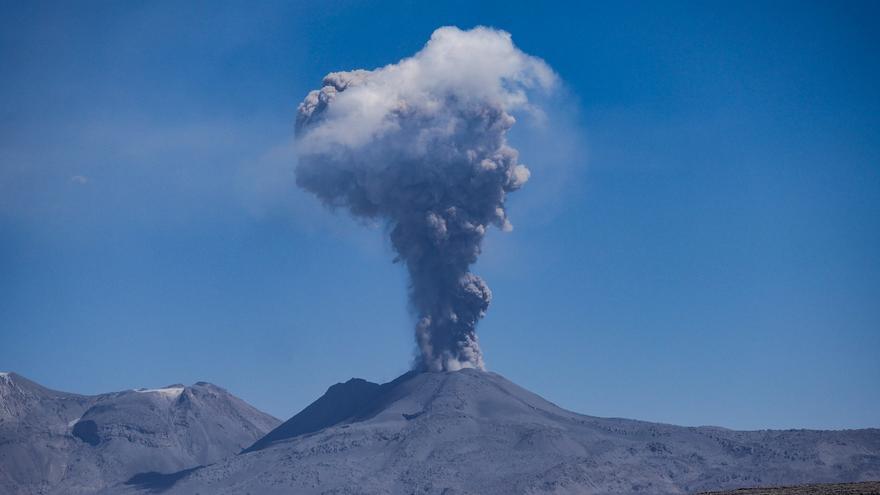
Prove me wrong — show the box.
[133,385,185,398]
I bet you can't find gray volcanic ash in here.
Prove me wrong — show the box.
[294,26,556,371]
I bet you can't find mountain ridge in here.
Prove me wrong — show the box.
[134,369,880,495]
[0,371,280,495]
[244,370,420,453]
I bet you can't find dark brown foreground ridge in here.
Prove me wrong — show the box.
[699,481,880,495]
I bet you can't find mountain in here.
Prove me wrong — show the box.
[0,372,96,494]
[243,371,418,453]
[125,369,880,495]
[0,372,280,495]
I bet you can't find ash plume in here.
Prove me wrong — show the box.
[294,26,556,371]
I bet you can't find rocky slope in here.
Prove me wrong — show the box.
[0,372,279,495]
[122,369,880,495]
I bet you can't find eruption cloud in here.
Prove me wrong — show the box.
[294,26,556,371]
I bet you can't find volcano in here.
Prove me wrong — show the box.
[122,369,880,495]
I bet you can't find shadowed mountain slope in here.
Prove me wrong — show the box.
[244,371,418,453]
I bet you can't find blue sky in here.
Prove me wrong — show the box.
[1,1,878,430]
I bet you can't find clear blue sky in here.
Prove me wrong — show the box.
[2,1,878,430]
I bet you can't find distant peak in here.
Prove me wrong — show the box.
[322,377,374,390]
[192,382,228,393]
[0,371,27,384]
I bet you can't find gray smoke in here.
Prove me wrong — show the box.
[294,26,556,371]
